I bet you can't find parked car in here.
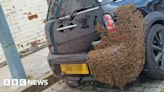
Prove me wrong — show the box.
[45,0,164,87]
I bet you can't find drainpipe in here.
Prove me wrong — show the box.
[0,4,26,79]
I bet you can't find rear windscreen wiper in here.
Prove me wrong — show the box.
[70,6,94,20]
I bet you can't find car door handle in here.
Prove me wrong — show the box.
[56,24,77,32]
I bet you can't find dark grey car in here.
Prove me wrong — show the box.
[45,0,164,87]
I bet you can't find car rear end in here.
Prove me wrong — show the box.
[44,0,121,84]
[45,0,103,82]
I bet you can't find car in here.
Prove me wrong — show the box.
[45,0,164,87]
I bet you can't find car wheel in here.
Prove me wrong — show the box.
[145,24,164,79]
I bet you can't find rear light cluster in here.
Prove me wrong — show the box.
[103,14,116,32]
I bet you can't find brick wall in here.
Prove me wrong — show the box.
[0,0,48,63]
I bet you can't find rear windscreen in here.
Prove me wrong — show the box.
[47,0,96,20]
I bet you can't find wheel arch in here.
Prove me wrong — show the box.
[144,11,164,32]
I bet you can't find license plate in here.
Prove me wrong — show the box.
[60,64,89,74]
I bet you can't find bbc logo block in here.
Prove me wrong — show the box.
[4,79,11,86]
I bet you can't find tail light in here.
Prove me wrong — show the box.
[103,14,116,32]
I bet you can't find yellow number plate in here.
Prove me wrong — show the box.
[60,64,89,74]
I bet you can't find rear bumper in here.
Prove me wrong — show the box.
[48,53,88,64]
[48,53,93,81]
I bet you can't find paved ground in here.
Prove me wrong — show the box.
[0,48,52,92]
[43,76,164,92]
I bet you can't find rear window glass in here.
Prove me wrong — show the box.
[47,0,96,20]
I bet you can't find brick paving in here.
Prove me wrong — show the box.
[43,76,164,92]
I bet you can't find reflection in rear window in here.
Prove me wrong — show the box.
[47,0,96,19]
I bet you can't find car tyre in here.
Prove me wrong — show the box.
[145,24,164,79]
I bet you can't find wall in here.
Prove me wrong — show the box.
[0,0,48,63]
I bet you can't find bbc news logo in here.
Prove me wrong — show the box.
[3,79,48,86]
